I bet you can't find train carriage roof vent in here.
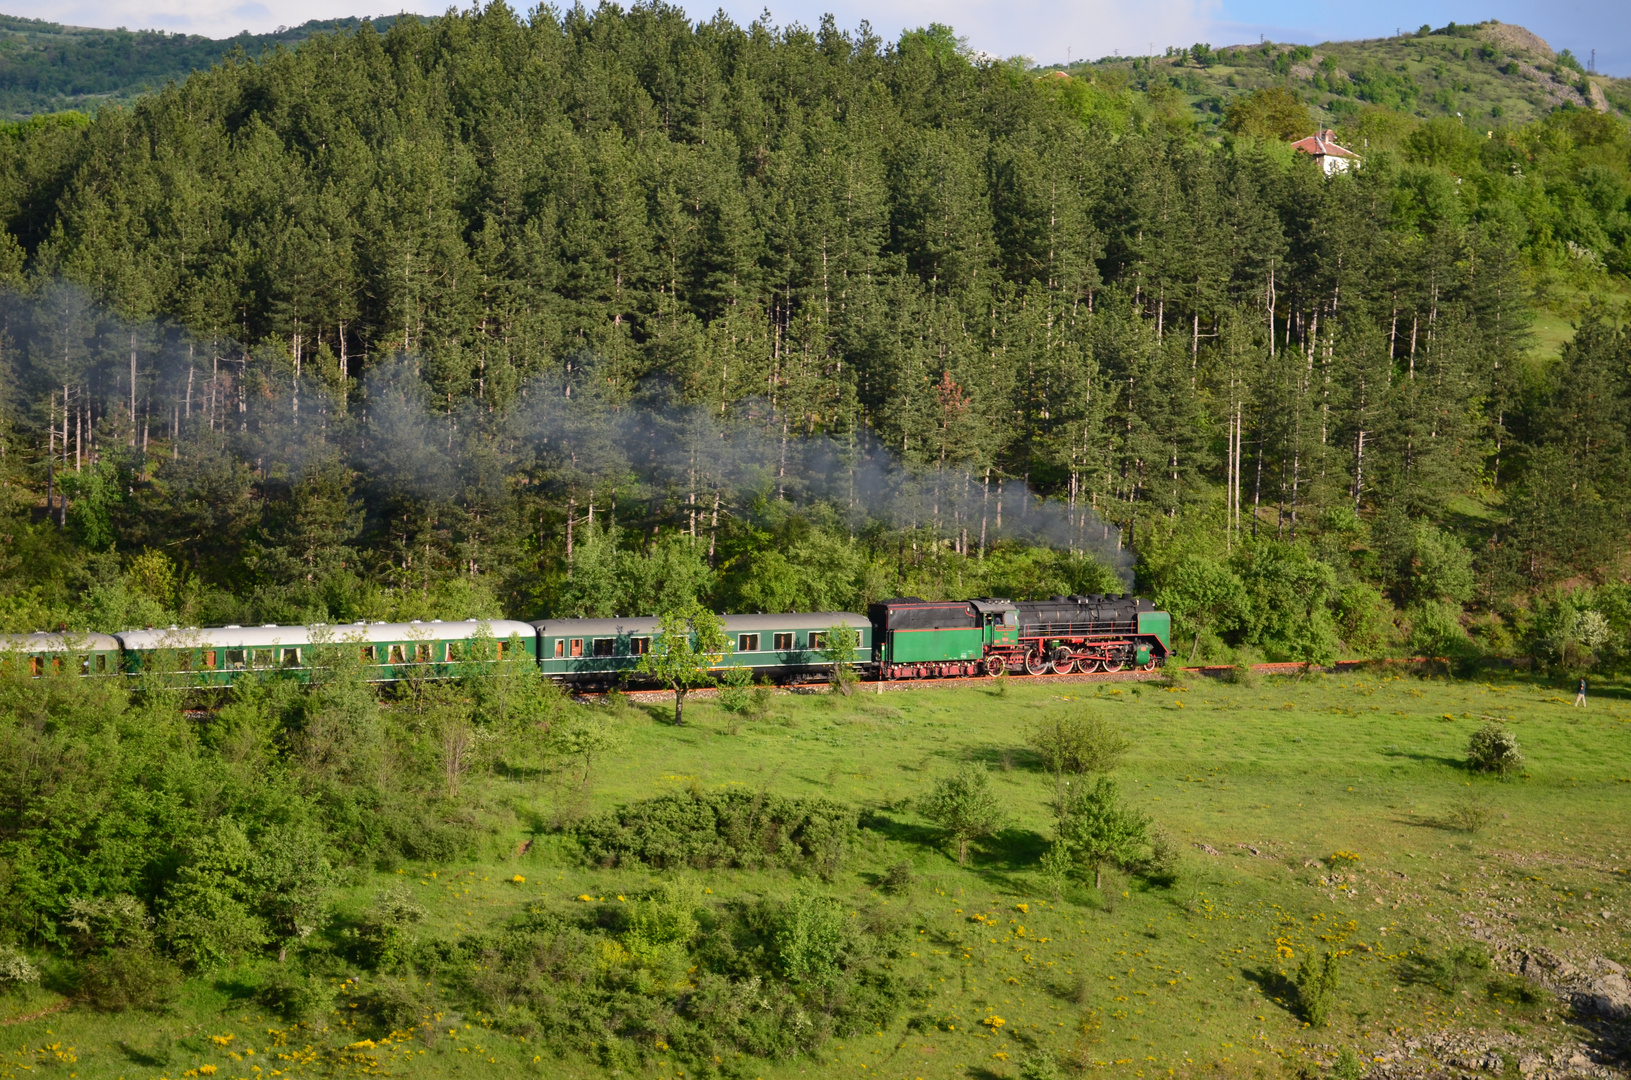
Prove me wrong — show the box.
[169,625,179,630]
[262,624,278,628]
[225,625,241,629]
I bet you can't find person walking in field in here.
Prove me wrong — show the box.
[1575,677,1587,707]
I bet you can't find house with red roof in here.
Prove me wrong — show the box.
[1290,129,1361,175]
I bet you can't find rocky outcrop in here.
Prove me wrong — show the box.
[1479,22,1556,62]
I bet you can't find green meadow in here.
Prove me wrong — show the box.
[3,669,1628,1080]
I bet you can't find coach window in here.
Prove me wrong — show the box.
[80,655,90,675]
[177,652,193,672]
[203,650,217,669]
[226,649,245,669]
[807,632,825,650]
[96,654,108,673]
[569,639,583,658]
[592,638,615,657]
[738,633,759,652]
[773,632,793,651]
[360,646,375,663]
[387,644,405,664]
[29,657,42,677]
[282,648,301,668]
[415,643,432,663]
[497,641,510,659]
[629,637,650,655]
[552,639,564,658]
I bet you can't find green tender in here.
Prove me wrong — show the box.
[1137,611,1172,652]
[887,627,984,664]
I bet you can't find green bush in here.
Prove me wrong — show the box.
[1467,722,1523,776]
[354,887,429,970]
[64,894,154,954]
[1445,789,1496,832]
[574,789,857,877]
[773,891,847,984]
[1333,1047,1364,1080]
[1019,1051,1063,1080]
[78,948,183,1012]
[358,978,430,1037]
[0,944,40,991]
[1416,944,1490,994]
[1295,950,1341,1026]
[881,862,914,895]
[254,967,335,1021]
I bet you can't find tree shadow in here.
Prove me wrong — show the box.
[857,810,942,849]
[971,826,1050,872]
[1380,748,1466,769]
[211,973,257,1002]
[963,744,1048,774]
[1241,965,1301,1019]
[636,702,676,725]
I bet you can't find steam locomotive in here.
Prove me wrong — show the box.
[1,595,1169,688]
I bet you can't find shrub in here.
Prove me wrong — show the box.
[773,891,847,984]
[78,948,183,1012]
[0,944,40,991]
[1415,944,1490,994]
[1445,789,1496,832]
[354,887,429,969]
[1056,776,1162,889]
[358,978,429,1036]
[1295,950,1341,1026]
[64,894,154,955]
[881,862,914,895]
[574,789,857,877]
[1019,1051,1063,1080]
[624,880,701,980]
[717,666,772,720]
[919,765,1007,866]
[255,967,335,1021]
[1467,722,1523,776]
[1223,663,1257,687]
[1025,712,1130,779]
[1333,1047,1364,1080]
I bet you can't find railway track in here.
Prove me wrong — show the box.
[572,657,1443,704]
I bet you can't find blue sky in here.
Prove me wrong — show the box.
[13,0,1630,75]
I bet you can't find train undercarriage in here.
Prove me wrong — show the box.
[876,637,1162,680]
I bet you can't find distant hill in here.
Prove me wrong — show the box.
[1054,20,1631,132]
[0,12,418,119]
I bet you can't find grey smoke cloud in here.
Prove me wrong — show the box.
[1,282,1133,589]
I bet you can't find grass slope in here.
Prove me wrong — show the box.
[1,671,1628,1079]
[1055,20,1629,133]
[0,12,417,119]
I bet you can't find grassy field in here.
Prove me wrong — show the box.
[2,669,1629,1080]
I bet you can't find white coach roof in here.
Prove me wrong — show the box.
[116,619,536,651]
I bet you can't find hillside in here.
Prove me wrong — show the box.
[1056,20,1631,132]
[0,5,1626,662]
[0,12,416,118]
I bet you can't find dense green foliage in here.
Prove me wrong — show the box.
[574,788,857,874]
[0,13,418,119]
[0,5,1628,666]
[1069,20,1628,134]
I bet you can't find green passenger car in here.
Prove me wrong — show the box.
[0,631,124,678]
[532,612,872,686]
[115,619,538,685]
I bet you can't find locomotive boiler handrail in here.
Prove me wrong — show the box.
[1016,620,1138,636]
